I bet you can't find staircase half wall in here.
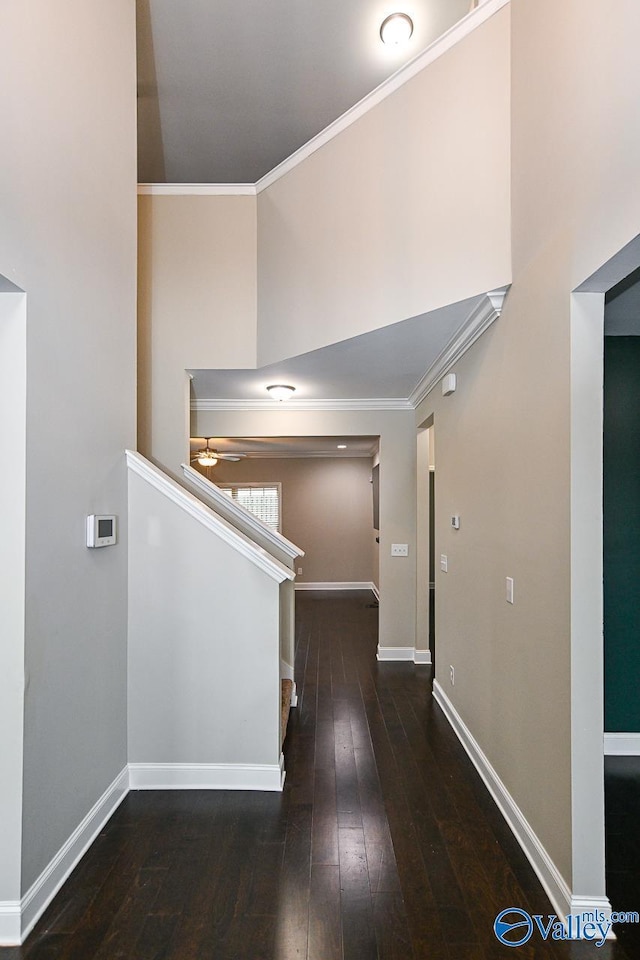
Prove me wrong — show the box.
[127,451,293,790]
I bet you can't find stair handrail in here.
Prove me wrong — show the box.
[127,451,294,583]
[181,463,304,563]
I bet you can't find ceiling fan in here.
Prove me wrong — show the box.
[191,439,245,467]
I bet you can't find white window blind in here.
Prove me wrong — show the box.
[218,483,281,531]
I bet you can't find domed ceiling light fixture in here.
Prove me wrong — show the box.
[266,384,296,401]
[380,12,414,45]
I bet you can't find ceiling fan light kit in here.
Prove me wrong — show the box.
[191,439,244,467]
[197,452,218,467]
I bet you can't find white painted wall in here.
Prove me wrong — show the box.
[193,408,416,651]
[128,469,282,772]
[0,0,137,898]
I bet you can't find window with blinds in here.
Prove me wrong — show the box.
[218,483,281,531]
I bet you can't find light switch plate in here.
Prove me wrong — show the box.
[506,577,514,603]
[440,554,448,572]
[391,543,409,557]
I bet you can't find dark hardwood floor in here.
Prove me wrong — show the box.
[2,591,631,959]
[605,756,640,959]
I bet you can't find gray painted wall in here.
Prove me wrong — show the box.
[128,470,281,768]
[0,0,137,894]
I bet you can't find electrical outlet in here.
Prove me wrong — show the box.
[449,665,455,686]
[297,568,303,575]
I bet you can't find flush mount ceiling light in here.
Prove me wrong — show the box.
[380,12,413,45]
[266,384,296,401]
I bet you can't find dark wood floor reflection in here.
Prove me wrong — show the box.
[3,592,631,959]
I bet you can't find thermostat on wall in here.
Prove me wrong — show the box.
[86,514,117,548]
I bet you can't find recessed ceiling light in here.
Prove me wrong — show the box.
[380,12,414,45]
[266,384,296,401]
[337,444,347,449]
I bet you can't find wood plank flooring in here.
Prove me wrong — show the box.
[1,591,631,959]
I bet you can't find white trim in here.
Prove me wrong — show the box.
[290,683,298,708]
[190,449,376,459]
[409,288,509,407]
[129,760,285,792]
[19,767,129,944]
[377,646,432,664]
[371,582,380,602]
[138,183,256,196]
[0,902,21,946]
[295,581,375,592]
[255,0,510,193]
[191,397,412,412]
[432,681,612,925]
[413,649,431,665]
[126,451,293,584]
[136,1,510,200]
[182,464,304,562]
[604,733,640,756]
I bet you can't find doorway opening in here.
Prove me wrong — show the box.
[416,420,434,667]
[572,232,640,938]
[187,434,380,596]
[601,264,640,954]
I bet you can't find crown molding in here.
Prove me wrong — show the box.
[190,290,509,415]
[409,286,510,408]
[191,397,413,412]
[197,449,375,460]
[137,183,256,196]
[255,0,510,193]
[137,0,510,198]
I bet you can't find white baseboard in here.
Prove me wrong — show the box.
[377,645,432,664]
[434,683,570,913]
[371,582,380,601]
[604,732,640,756]
[19,766,129,944]
[295,581,374,591]
[290,682,298,708]
[413,648,431,664]
[129,758,286,792]
[432,681,612,926]
[0,902,21,946]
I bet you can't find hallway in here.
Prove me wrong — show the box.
[2,592,629,959]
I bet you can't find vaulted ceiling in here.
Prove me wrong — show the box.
[137,0,474,183]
